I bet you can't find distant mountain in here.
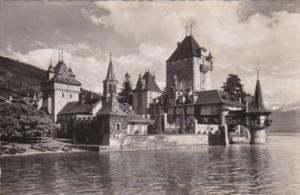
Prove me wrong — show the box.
[0,56,47,98]
[268,100,300,133]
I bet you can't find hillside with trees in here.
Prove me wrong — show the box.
[0,56,47,98]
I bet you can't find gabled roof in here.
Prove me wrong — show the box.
[118,103,154,123]
[195,90,243,107]
[143,71,161,92]
[58,101,93,115]
[135,71,161,92]
[126,114,154,123]
[248,79,270,114]
[167,35,201,62]
[44,60,81,86]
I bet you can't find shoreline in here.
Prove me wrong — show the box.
[1,133,298,157]
[0,138,82,158]
[0,149,82,158]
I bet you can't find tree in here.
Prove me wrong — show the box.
[221,74,247,103]
[118,73,133,106]
[0,101,60,142]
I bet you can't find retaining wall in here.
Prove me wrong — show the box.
[102,134,209,151]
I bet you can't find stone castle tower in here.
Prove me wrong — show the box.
[41,52,81,121]
[132,71,162,115]
[102,53,118,104]
[166,34,213,92]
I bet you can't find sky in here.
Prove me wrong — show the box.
[0,1,299,106]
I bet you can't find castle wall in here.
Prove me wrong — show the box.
[133,90,161,115]
[108,116,128,147]
[166,57,212,92]
[193,57,201,91]
[166,58,194,90]
[119,134,209,150]
[132,93,138,114]
[250,129,266,144]
[52,83,80,121]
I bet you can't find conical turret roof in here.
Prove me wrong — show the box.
[248,79,270,114]
[104,54,117,82]
[47,59,55,72]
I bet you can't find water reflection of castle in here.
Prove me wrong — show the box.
[41,31,272,146]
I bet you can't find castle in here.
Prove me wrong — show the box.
[40,32,272,146]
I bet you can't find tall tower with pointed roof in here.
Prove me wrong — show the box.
[41,51,81,121]
[246,70,272,144]
[166,33,213,92]
[103,53,118,104]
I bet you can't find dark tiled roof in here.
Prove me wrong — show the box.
[248,80,270,113]
[58,101,93,115]
[195,90,223,104]
[126,114,154,123]
[119,103,154,123]
[97,93,127,116]
[44,60,81,86]
[167,35,201,62]
[98,94,153,124]
[195,90,243,107]
[143,71,161,92]
[135,71,161,92]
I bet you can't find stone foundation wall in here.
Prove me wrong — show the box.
[250,129,266,144]
[104,134,209,151]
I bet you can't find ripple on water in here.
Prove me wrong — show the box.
[1,135,300,195]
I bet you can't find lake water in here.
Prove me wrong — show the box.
[1,134,300,195]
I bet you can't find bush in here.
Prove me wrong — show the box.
[0,102,60,142]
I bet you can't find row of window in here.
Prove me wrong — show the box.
[61,93,72,99]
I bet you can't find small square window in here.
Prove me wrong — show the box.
[70,94,72,98]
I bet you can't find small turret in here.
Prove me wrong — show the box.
[47,58,55,80]
[103,52,118,104]
[246,70,272,144]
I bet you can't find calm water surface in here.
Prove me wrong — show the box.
[1,134,300,195]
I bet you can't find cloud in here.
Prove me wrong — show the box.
[0,1,299,105]
[238,1,300,21]
[93,1,300,104]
